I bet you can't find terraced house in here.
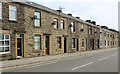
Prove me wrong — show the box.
[0,1,119,60]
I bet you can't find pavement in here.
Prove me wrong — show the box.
[1,48,119,72]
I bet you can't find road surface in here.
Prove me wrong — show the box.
[2,48,118,72]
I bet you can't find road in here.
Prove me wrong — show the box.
[2,48,118,72]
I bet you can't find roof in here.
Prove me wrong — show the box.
[2,0,118,32]
[11,0,100,28]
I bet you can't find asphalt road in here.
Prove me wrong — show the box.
[2,48,118,72]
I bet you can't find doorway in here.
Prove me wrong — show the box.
[45,36,49,55]
[17,34,24,58]
[98,39,99,49]
[92,39,94,50]
[86,39,87,51]
[77,38,79,51]
[64,37,67,53]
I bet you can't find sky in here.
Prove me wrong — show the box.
[29,0,119,31]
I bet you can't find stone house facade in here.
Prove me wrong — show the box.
[0,1,119,60]
[100,26,119,49]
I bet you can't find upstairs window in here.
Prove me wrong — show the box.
[34,12,41,27]
[61,20,65,29]
[9,5,17,20]
[95,28,97,36]
[71,22,75,32]
[100,32,102,37]
[104,31,106,37]
[81,24,84,34]
[57,37,61,48]
[89,27,92,35]
[72,38,75,48]
[34,35,41,50]
[0,34,10,53]
[54,18,58,29]
[0,3,2,19]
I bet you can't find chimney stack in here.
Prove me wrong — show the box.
[76,17,80,19]
[86,20,91,23]
[68,13,72,16]
[57,10,62,13]
[91,21,96,25]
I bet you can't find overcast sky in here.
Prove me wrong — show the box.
[29,0,119,31]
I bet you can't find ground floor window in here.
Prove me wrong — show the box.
[90,39,92,48]
[57,37,61,48]
[34,35,41,50]
[95,39,97,48]
[82,39,84,48]
[0,34,10,53]
[100,40,102,47]
[72,38,75,48]
[105,40,107,48]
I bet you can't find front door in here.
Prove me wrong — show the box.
[17,34,24,58]
[45,36,49,55]
[77,38,79,51]
[98,39,99,49]
[92,39,94,50]
[64,37,67,53]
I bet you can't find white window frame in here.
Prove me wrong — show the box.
[54,18,58,29]
[61,19,64,29]
[105,40,107,48]
[100,39,102,48]
[89,27,92,35]
[0,34,10,54]
[82,39,84,48]
[0,3,2,19]
[71,22,75,32]
[72,38,75,48]
[81,24,84,34]
[9,5,17,21]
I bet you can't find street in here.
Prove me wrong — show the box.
[2,48,118,72]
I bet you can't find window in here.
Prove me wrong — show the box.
[54,18,58,29]
[95,28,97,36]
[82,39,84,48]
[111,41,112,45]
[100,32,102,37]
[61,20,64,29]
[89,27,92,35]
[0,34,10,53]
[100,40,102,47]
[57,37,61,48]
[71,22,75,32]
[72,38,75,48]
[34,12,41,27]
[105,40,107,48]
[108,41,109,46]
[0,3,2,19]
[108,34,109,37]
[34,35,41,50]
[95,39,97,48]
[81,24,84,34]
[9,5,17,20]
[104,31,106,37]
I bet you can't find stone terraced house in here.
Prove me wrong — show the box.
[0,1,119,60]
